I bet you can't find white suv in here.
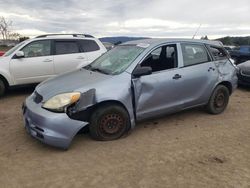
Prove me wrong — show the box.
[0,34,107,96]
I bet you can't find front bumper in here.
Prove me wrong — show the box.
[22,95,88,149]
[238,73,250,86]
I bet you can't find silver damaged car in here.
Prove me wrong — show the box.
[22,39,238,149]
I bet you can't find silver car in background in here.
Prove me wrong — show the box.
[22,39,238,149]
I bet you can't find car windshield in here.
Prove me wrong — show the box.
[3,41,26,57]
[84,45,145,75]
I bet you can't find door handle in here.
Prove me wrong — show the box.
[43,59,52,62]
[173,74,182,80]
[77,56,85,60]
[208,67,215,72]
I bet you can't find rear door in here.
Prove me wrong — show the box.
[10,39,54,84]
[78,39,104,64]
[53,39,87,74]
[176,43,218,108]
[207,45,233,75]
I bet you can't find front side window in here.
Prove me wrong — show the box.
[79,39,100,52]
[55,41,79,55]
[84,45,144,75]
[4,41,26,57]
[141,45,178,72]
[181,43,210,67]
[21,40,51,58]
[208,46,227,60]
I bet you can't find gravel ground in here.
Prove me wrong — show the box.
[0,87,250,188]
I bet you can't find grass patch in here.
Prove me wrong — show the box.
[0,46,11,52]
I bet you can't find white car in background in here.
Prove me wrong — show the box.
[0,34,107,96]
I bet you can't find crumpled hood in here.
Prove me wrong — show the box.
[36,69,111,100]
[238,61,250,75]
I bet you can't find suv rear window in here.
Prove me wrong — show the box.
[79,39,100,52]
[55,41,80,55]
[208,46,227,60]
[181,43,210,67]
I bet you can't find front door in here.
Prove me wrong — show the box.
[132,44,182,120]
[10,40,54,85]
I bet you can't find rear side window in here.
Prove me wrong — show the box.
[79,39,100,52]
[55,41,80,55]
[181,43,210,67]
[208,46,227,60]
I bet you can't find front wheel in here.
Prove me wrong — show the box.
[206,85,230,115]
[89,104,130,141]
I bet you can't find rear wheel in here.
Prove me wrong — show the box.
[206,85,230,114]
[89,104,130,141]
[0,79,6,97]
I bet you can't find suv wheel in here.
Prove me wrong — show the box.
[206,85,230,114]
[89,104,130,141]
[0,79,6,97]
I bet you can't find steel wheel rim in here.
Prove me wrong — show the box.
[214,90,225,108]
[99,113,125,136]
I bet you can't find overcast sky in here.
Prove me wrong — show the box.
[0,0,250,39]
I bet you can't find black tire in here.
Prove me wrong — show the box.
[89,104,130,141]
[206,85,230,115]
[0,79,6,97]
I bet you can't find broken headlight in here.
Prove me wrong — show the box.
[42,92,81,112]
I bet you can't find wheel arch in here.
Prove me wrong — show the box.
[69,99,133,135]
[90,100,131,123]
[69,99,132,127]
[0,74,9,88]
[218,81,233,95]
[93,100,128,110]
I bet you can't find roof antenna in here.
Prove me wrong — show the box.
[192,24,202,39]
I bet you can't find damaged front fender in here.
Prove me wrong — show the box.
[67,89,97,123]
[69,89,96,114]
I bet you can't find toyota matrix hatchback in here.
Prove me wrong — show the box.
[23,39,238,149]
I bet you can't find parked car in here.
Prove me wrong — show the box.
[0,51,5,56]
[22,38,238,149]
[237,60,250,86]
[224,46,232,52]
[0,34,107,96]
[102,42,114,51]
[229,45,250,64]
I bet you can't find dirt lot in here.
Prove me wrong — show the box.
[0,87,250,188]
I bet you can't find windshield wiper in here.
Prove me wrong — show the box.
[83,64,92,70]
[91,68,109,75]
[83,65,110,75]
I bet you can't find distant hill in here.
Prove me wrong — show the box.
[216,36,250,46]
[99,36,149,45]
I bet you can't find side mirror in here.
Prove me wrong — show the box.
[15,51,25,58]
[133,66,152,78]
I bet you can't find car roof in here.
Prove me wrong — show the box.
[31,36,96,40]
[24,34,96,43]
[122,38,223,48]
